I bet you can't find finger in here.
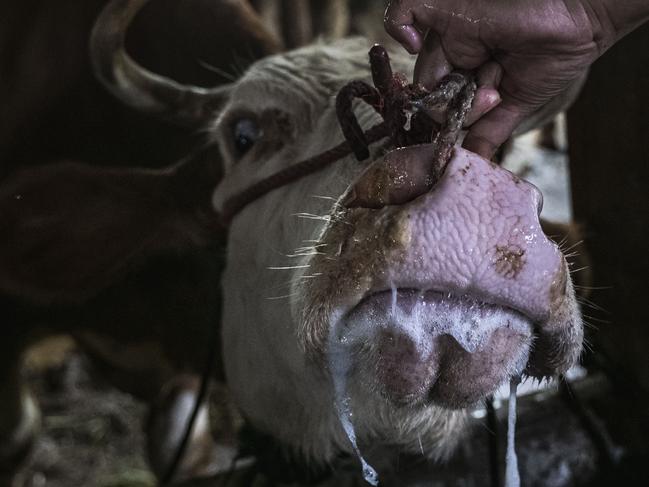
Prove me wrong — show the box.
[463,100,531,160]
[413,31,452,90]
[464,61,504,126]
[477,61,503,90]
[384,0,423,53]
[464,88,501,126]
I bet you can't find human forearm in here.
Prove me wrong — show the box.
[584,0,649,53]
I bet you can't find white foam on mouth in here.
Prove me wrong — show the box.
[328,318,380,486]
[327,290,530,486]
[343,289,532,356]
[505,377,521,487]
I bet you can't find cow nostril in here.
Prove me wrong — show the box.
[344,145,443,209]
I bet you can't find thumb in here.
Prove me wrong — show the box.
[462,99,532,160]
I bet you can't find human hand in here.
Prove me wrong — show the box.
[384,0,606,159]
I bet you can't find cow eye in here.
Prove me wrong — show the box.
[232,118,262,157]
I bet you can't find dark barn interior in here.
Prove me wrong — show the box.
[1,1,648,486]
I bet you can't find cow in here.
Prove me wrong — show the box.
[0,0,586,484]
[207,46,582,475]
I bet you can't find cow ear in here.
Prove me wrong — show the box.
[0,159,221,306]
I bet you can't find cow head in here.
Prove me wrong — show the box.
[1,0,583,472]
[87,0,582,466]
[199,39,583,462]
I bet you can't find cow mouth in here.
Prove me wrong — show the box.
[333,288,534,408]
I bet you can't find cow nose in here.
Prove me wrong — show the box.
[343,145,446,209]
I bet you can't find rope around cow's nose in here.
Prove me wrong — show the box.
[217,44,476,230]
[337,44,476,182]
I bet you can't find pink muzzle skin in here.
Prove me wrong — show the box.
[363,143,560,321]
[335,143,572,408]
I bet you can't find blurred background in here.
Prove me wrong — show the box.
[1,1,648,486]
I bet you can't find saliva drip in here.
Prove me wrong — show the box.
[504,376,521,487]
[334,396,379,486]
[329,322,380,486]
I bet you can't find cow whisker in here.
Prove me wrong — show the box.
[563,251,580,259]
[576,296,608,313]
[569,266,589,274]
[286,252,326,258]
[300,273,323,280]
[555,235,569,248]
[285,245,327,258]
[290,249,327,256]
[266,292,298,301]
[580,317,598,331]
[295,243,327,251]
[562,239,584,253]
[309,195,338,201]
[581,335,595,353]
[573,285,612,291]
[268,264,312,270]
[292,212,332,221]
[580,313,610,325]
[197,59,238,81]
[264,276,303,292]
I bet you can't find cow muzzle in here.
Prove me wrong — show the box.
[314,143,581,410]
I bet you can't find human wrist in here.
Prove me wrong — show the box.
[582,0,649,54]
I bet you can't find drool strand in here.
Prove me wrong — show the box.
[505,376,522,487]
[328,322,380,486]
